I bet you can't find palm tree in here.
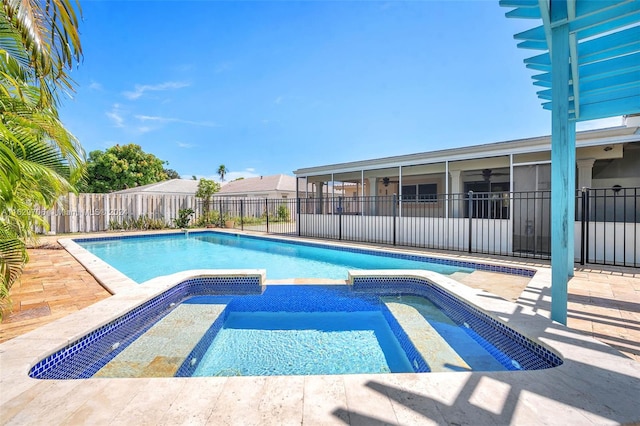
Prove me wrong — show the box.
[0,1,84,318]
[217,164,227,182]
[1,0,83,107]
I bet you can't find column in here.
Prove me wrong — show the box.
[367,177,377,215]
[550,7,574,325]
[315,182,324,214]
[576,158,595,189]
[449,170,463,218]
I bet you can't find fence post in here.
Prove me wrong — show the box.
[468,190,474,253]
[297,197,301,237]
[219,199,223,228]
[392,194,397,246]
[265,198,269,233]
[240,199,244,231]
[338,196,343,241]
[585,187,590,264]
[580,187,587,265]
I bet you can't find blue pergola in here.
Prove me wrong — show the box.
[500,0,640,324]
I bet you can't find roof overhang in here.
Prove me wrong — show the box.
[294,126,639,177]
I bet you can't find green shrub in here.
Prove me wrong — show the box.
[195,210,220,227]
[277,204,290,222]
[108,215,168,231]
[173,208,194,228]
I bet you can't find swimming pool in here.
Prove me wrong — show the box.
[74,231,522,282]
[28,272,562,379]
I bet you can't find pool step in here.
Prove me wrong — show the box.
[94,303,226,378]
[384,296,472,373]
[384,296,506,372]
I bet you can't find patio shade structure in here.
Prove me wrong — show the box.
[500,0,640,324]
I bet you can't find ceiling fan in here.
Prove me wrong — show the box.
[381,177,399,187]
[468,169,510,182]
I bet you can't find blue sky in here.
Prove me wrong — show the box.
[60,0,621,182]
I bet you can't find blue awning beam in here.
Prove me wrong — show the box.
[500,0,640,324]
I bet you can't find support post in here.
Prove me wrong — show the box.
[468,190,474,253]
[338,196,343,241]
[219,199,223,228]
[392,194,397,246]
[297,197,301,237]
[580,187,587,265]
[550,10,574,325]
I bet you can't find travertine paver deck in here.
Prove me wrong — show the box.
[0,231,639,424]
[2,265,639,425]
[0,246,111,342]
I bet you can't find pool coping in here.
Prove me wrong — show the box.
[1,235,639,424]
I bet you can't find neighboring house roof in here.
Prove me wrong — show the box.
[113,179,198,195]
[217,174,297,195]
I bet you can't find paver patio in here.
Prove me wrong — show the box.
[0,232,639,425]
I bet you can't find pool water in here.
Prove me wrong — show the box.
[76,232,473,282]
[194,311,413,376]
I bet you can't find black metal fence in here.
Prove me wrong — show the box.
[201,188,638,268]
[579,187,638,267]
[198,198,298,235]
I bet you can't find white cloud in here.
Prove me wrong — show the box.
[177,142,195,148]
[135,115,165,122]
[134,115,218,127]
[123,81,190,100]
[106,104,125,128]
[274,96,284,105]
[88,81,103,91]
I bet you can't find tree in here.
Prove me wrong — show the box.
[0,0,85,318]
[0,0,83,108]
[81,144,168,193]
[217,164,228,182]
[164,168,180,180]
[195,178,220,223]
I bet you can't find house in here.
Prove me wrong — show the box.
[292,119,640,264]
[112,179,198,195]
[293,120,640,201]
[216,174,299,199]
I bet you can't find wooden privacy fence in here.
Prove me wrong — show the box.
[38,193,199,233]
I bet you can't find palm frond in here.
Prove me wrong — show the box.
[0,221,27,320]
